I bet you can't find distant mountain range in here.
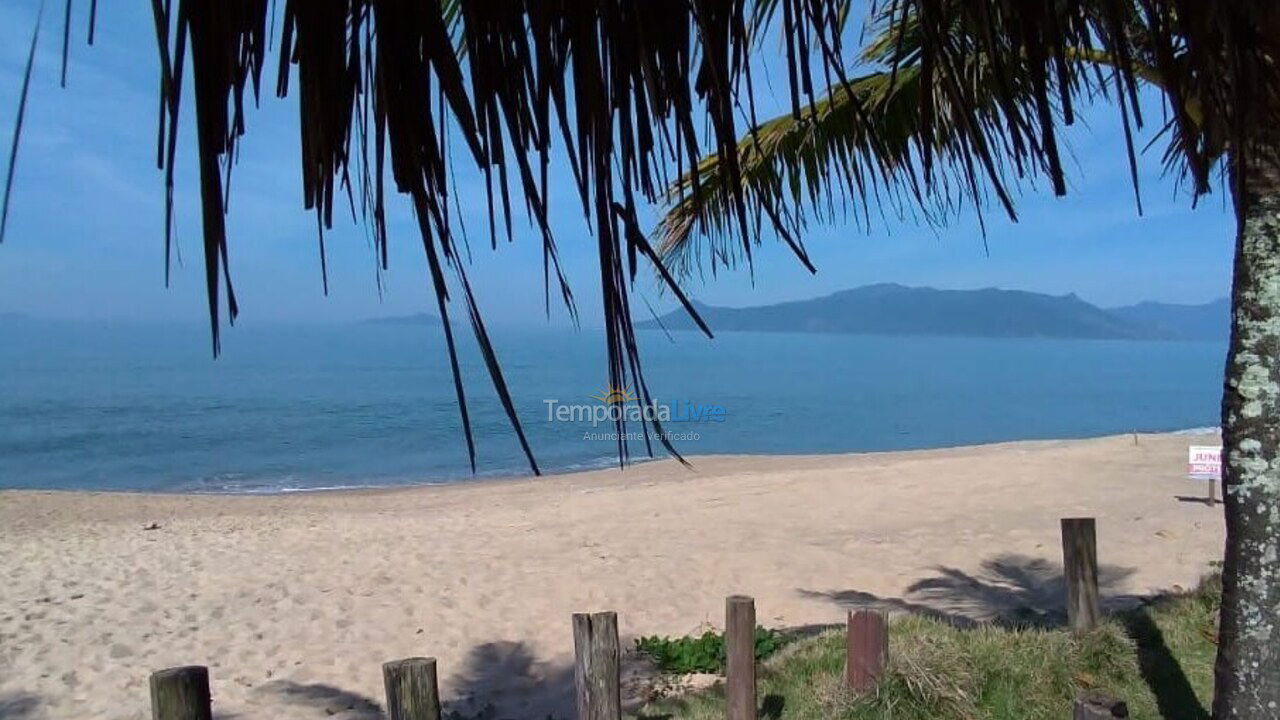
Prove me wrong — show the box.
[1107,299,1230,341]
[638,284,1227,341]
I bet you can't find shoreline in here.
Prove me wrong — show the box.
[1,431,1225,720]
[0,427,1223,499]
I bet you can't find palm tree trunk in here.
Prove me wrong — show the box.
[1213,155,1280,719]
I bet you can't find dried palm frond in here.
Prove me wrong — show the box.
[3,0,1278,473]
[0,8,42,246]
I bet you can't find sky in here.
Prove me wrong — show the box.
[0,1,1237,331]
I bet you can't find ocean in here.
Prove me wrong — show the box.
[0,318,1224,493]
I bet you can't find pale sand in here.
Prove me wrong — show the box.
[0,432,1224,720]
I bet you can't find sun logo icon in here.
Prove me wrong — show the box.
[590,384,637,405]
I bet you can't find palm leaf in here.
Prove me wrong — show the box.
[4,0,1278,474]
[656,50,1045,277]
[0,7,42,246]
[655,0,1267,280]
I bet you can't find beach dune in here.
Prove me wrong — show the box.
[0,433,1224,719]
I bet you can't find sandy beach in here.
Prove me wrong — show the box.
[0,432,1224,720]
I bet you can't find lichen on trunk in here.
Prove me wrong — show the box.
[1213,155,1280,719]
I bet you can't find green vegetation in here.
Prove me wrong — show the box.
[634,577,1220,719]
[635,627,789,675]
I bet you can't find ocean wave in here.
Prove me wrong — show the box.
[1171,426,1221,435]
[170,454,664,495]
[177,471,446,495]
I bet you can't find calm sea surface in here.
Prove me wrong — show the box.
[0,318,1224,492]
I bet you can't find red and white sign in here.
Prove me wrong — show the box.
[1188,445,1222,479]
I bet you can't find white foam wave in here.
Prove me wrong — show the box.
[1171,426,1220,435]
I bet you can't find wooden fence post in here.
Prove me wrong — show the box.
[845,610,888,693]
[149,666,212,720]
[573,611,621,720]
[725,595,757,720]
[1073,692,1129,718]
[382,657,442,720]
[1061,518,1101,632]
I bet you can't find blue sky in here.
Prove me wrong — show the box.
[0,1,1235,329]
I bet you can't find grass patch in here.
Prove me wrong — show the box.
[633,576,1220,719]
[635,627,789,674]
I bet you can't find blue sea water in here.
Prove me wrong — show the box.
[0,317,1225,493]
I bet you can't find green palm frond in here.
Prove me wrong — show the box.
[655,0,1265,282]
[657,18,1056,279]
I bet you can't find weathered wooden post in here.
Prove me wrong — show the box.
[1073,692,1129,718]
[1061,517,1101,632]
[725,595,757,720]
[149,666,212,720]
[845,610,888,693]
[573,611,621,720]
[383,657,442,720]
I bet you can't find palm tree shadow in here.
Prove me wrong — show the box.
[798,553,1141,628]
[1122,610,1209,720]
[443,640,575,720]
[443,639,683,719]
[251,641,649,720]
[760,693,785,719]
[0,692,40,720]
[800,553,1212,718]
[255,680,384,720]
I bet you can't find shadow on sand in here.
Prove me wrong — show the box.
[442,637,756,720]
[1174,495,1223,506]
[443,640,576,719]
[256,680,384,720]
[0,693,40,720]
[798,552,1141,628]
[799,552,1209,718]
[259,554,1206,719]
[252,640,634,720]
